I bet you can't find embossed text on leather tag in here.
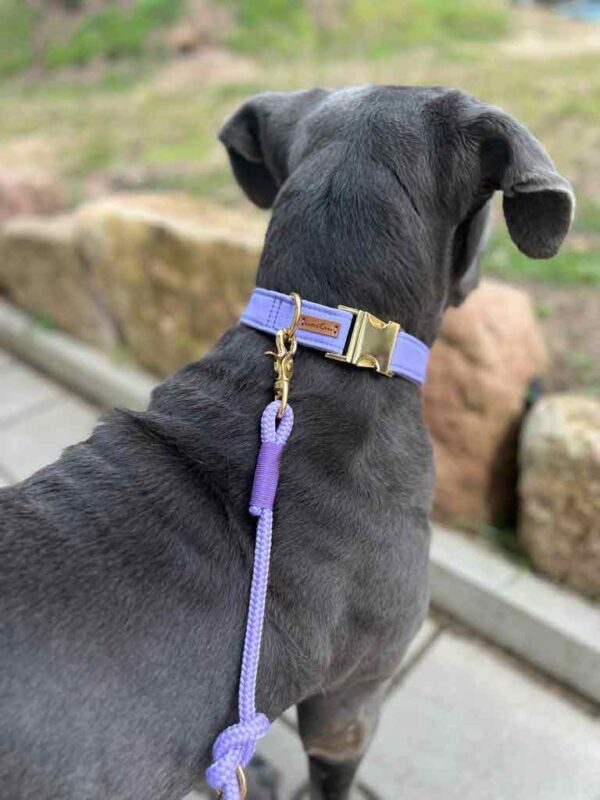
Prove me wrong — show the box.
[298,314,341,338]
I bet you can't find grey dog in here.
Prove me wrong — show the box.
[1,86,573,800]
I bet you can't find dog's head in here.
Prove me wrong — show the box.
[220,87,573,335]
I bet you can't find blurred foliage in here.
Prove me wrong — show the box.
[204,0,508,56]
[0,0,182,74]
[225,0,316,54]
[0,0,508,73]
[485,234,600,286]
[45,0,183,68]
[0,0,36,75]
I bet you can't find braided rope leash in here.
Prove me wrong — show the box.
[205,400,294,800]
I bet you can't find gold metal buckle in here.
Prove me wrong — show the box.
[325,306,401,377]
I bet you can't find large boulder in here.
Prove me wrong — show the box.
[519,395,600,599]
[77,194,266,375]
[0,172,65,221]
[0,214,117,347]
[423,280,548,528]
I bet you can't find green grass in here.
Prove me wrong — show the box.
[0,0,36,75]
[0,0,183,76]
[223,0,509,57]
[31,311,57,332]
[340,0,508,57]
[225,0,316,55]
[0,0,509,73]
[476,522,531,568]
[574,198,600,232]
[564,350,600,390]
[484,231,600,285]
[45,0,183,69]
[484,196,600,286]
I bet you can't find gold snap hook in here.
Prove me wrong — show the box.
[266,293,302,419]
[216,765,247,800]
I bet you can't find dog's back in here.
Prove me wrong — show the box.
[1,84,574,800]
[1,328,432,799]
[0,383,256,799]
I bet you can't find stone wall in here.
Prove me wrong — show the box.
[0,194,267,374]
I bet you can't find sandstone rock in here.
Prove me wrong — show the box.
[519,395,600,598]
[423,280,548,527]
[0,214,117,348]
[0,194,266,371]
[0,172,65,221]
[77,194,266,375]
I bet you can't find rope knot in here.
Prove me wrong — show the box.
[205,713,270,798]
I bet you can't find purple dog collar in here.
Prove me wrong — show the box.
[241,287,429,386]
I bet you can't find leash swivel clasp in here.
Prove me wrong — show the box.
[266,292,302,419]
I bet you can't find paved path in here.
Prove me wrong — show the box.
[1,348,599,800]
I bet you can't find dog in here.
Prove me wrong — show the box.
[0,85,573,800]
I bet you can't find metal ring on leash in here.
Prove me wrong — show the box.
[216,765,247,800]
[284,292,302,340]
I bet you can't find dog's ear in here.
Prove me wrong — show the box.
[465,105,575,258]
[448,200,491,306]
[219,89,328,209]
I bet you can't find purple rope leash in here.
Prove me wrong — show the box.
[205,400,294,800]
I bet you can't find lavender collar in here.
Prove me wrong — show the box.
[241,288,430,386]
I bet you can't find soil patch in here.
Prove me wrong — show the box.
[515,281,600,395]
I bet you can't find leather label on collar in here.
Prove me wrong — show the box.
[298,314,341,338]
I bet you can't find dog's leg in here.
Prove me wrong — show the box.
[297,679,388,800]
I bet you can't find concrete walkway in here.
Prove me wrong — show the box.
[1,348,599,800]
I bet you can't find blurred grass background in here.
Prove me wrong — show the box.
[0,1,509,70]
[0,1,598,391]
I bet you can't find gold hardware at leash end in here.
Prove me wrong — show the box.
[216,765,247,799]
[268,292,303,419]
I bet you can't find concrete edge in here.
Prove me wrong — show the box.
[0,299,156,411]
[430,524,600,703]
[1,299,599,703]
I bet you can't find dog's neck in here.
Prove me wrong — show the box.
[253,159,451,346]
[152,164,438,479]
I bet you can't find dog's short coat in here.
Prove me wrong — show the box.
[0,86,573,800]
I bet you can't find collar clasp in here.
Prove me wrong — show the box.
[326,306,401,377]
